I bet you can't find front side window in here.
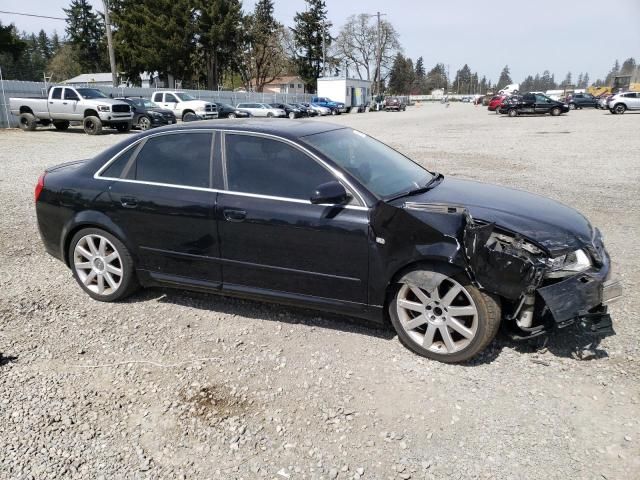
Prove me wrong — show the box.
[225,134,335,200]
[132,133,212,187]
[152,92,162,102]
[303,128,432,199]
[175,92,196,101]
[165,94,179,103]
[64,89,79,100]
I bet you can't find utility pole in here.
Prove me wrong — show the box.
[102,0,118,87]
[364,12,386,99]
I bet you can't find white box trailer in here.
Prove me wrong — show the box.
[317,77,373,109]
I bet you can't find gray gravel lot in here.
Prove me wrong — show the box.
[1,105,639,479]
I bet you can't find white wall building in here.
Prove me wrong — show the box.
[317,76,372,107]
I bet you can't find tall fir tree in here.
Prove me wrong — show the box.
[291,0,331,93]
[497,65,512,89]
[64,0,108,71]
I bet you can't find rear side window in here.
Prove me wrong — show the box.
[152,92,162,102]
[51,87,62,99]
[225,134,334,200]
[133,133,212,188]
[101,145,138,178]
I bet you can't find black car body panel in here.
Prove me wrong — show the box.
[499,93,570,115]
[567,93,598,108]
[215,103,250,119]
[35,120,618,338]
[117,98,176,128]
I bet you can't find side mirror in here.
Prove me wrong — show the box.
[310,181,349,205]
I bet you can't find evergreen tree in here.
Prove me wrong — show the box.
[497,65,512,89]
[64,0,108,71]
[425,63,447,91]
[582,72,590,88]
[36,30,51,61]
[51,32,61,54]
[388,53,415,94]
[291,0,331,93]
[620,57,637,75]
[415,56,425,78]
[560,71,572,88]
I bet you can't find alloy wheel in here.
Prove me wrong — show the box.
[138,116,151,130]
[73,234,123,296]
[395,273,478,354]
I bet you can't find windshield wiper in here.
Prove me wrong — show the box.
[386,172,444,202]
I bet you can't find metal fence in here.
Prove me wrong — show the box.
[0,77,315,128]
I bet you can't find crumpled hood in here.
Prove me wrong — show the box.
[405,177,594,255]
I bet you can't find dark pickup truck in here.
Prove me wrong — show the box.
[499,93,569,117]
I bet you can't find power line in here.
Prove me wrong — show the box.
[0,10,66,21]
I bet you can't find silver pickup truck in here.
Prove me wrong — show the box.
[10,86,134,135]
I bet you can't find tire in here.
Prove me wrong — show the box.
[137,116,152,131]
[550,107,561,116]
[18,113,37,131]
[53,120,70,131]
[389,267,501,363]
[267,112,274,118]
[613,103,626,114]
[182,111,198,122]
[568,103,577,110]
[228,113,236,119]
[507,108,518,117]
[116,122,132,133]
[331,109,338,115]
[83,116,102,135]
[68,228,139,302]
[288,112,296,119]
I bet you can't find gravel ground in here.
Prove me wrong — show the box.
[1,105,639,480]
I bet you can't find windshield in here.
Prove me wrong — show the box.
[219,103,235,109]
[303,128,433,198]
[175,92,196,101]
[76,88,108,99]
[127,98,158,108]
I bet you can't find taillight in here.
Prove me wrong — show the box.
[35,173,45,202]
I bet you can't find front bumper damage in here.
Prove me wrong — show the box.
[463,219,621,340]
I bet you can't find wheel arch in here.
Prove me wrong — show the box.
[181,109,195,118]
[83,108,99,118]
[19,106,34,115]
[61,211,136,268]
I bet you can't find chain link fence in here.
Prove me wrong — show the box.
[0,75,315,128]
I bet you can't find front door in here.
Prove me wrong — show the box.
[216,132,370,304]
[48,87,68,119]
[100,131,221,286]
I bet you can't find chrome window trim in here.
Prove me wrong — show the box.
[93,128,370,211]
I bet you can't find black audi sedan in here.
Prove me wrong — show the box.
[214,102,251,119]
[116,97,176,130]
[34,120,621,362]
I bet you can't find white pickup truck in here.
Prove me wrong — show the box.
[150,91,217,120]
[10,86,133,135]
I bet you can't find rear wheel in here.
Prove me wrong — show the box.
[69,228,139,302]
[228,113,236,119]
[507,108,518,117]
[389,268,501,363]
[288,111,296,119]
[18,113,37,131]
[83,116,102,135]
[550,107,561,116]
[614,103,626,114]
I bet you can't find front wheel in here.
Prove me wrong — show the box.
[182,111,198,122]
[267,112,274,118]
[568,103,577,110]
[228,113,236,119]
[69,228,139,302]
[550,107,561,116]
[613,103,626,114]
[507,108,518,117]
[83,116,102,135]
[288,112,296,119]
[137,116,152,131]
[116,122,132,133]
[331,109,338,115]
[389,268,501,363]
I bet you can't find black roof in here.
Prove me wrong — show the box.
[145,119,345,140]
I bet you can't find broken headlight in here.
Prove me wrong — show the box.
[545,249,591,278]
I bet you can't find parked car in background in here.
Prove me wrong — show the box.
[151,91,217,120]
[10,86,133,135]
[290,103,318,117]
[236,103,286,118]
[214,103,250,119]
[487,95,506,112]
[498,93,569,117]
[311,96,346,115]
[596,94,613,110]
[607,92,640,114]
[270,102,303,119]
[566,93,598,109]
[301,102,331,116]
[117,97,176,131]
[35,121,619,363]
[384,97,407,111]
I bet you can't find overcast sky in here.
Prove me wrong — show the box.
[2,0,639,83]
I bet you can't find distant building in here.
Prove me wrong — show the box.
[260,76,306,94]
[317,76,372,107]
[63,72,163,88]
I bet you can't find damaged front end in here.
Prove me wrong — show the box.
[463,220,621,340]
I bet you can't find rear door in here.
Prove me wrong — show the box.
[99,130,221,286]
[626,92,640,110]
[216,132,370,304]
